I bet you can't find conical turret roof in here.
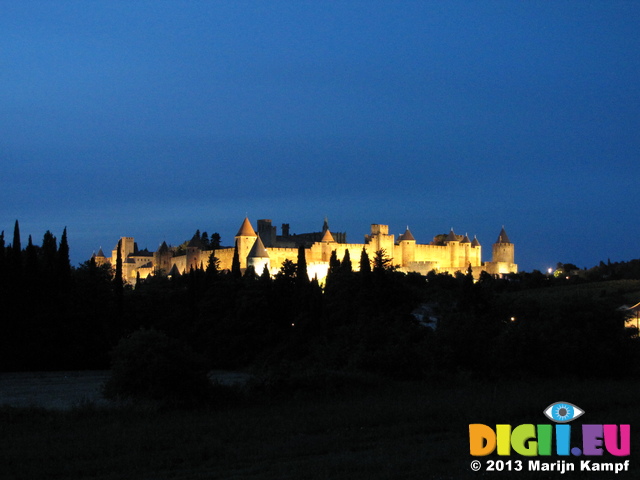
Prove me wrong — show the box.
[187,234,204,249]
[321,229,335,243]
[248,236,269,258]
[445,228,458,242]
[461,234,471,244]
[496,227,511,244]
[399,226,415,242]
[96,247,105,257]
[236,217,257,237]
[471,236,481,247]
[157,241,170,254]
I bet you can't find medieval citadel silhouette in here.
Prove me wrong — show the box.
[93,218,516,283]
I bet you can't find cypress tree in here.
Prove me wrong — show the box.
[41,231,57,277]
[359,247,371,276]
[8,220,22,278]
[260,263,271,281]
[57,227,71,285]
[12,220,21,254]
[341,249,352,273]
[329,250,340,275]
[0,231,5,279]
[231,241,241,278]
[114,239,124,312]
[206,250,220,281]
[296,245,309,284]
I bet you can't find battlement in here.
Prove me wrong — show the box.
[96,219,516,284]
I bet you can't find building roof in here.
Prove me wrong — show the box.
[496,227,511,244]
[157,241,170,254]
[321,229,335,243]
[471,236,481,247]
[461,234,471,244]
[248,236,269,258]
[96,247,105,257]
[187,234,203,249]
[236,217,257,237]
[399,227,415,242]
[445,228,458,242]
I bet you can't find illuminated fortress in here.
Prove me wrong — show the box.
[93,218,517,283]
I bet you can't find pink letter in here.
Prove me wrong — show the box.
[604,425,630,456]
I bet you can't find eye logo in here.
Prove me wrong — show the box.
[543,401,584,423]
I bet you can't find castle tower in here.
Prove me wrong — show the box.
[444,228,459,269]
[153,241,173,275]
[471,235,482,268]
[257,219,276,247]
[460,234,471,269]
[320,227,336,261]
[398,226,416,267]
[492,227,514,264]
[235,217,257,269]
[186,233,203,271]
[112,237,135,263]
[247,235,270,274]
[93,247,107,266]
[367,224,394,257]
[484,227,517,275]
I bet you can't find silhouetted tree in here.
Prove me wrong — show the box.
[329,250,340,275]
[114,239,124,317]
[57,227,71,287]
[341,249,352,273]
[8,220,22,279]
[210,233,221,249]
[206,250,220,279]
[12,220,21,255]
[260,264,271,282]
[359,247,371,276]
[243,265,257,279]
[373,249,393,273]
[231,241,241,278]
[296,245,309,285]
[0,231,5,277]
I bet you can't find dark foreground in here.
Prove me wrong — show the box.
[1,377,639,480]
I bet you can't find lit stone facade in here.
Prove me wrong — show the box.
[93,219,517,284]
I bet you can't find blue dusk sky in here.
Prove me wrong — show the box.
[1,1,638,272]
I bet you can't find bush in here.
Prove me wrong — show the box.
[103,329,212,406]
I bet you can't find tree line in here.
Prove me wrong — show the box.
[1,221,638,381]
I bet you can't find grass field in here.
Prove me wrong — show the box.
[502,279,640,307]
[2,377,639,480]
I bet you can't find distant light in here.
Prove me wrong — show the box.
[510,317,516,322]
[547,268,553,274]
[291,323,295,327]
